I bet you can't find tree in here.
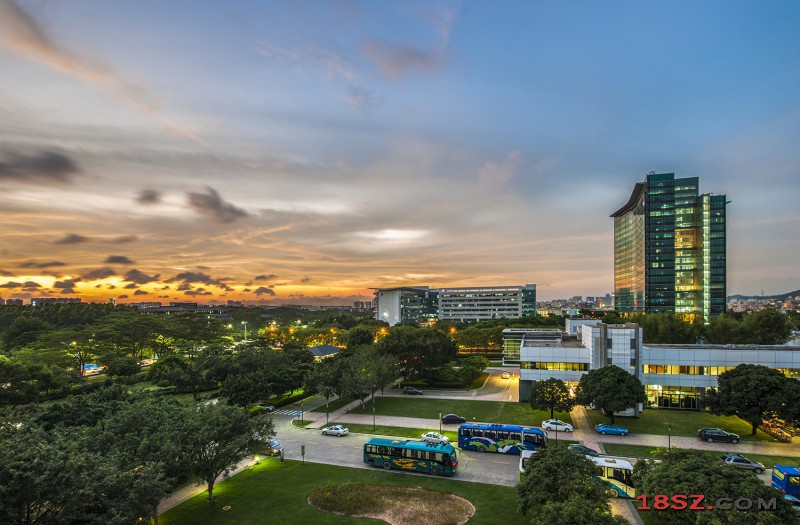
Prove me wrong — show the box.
[741,308,794,345]
[703,315,743,344]
[457,365,483,389]
[530,377,577,418]
[346,325,374,348]
[575,365,646,424]
[305,360,343,412]
[340,347,377,407]
[518,446,614,520]
[635,448,799,524]
[537,497,628,525]
[705,364,800,435]
[105,355,141,381]
[184,403,274,501]
[376,326,456,381]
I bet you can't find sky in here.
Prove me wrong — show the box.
[1,0,799,306]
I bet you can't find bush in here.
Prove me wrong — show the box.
[248,406,263,417]
[156,379,171,388]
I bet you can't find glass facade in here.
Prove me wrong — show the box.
[400,289,438,324]
[612,173,727,322]
[521,362,589,371]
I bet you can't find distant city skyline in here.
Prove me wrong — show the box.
[1,1,799,305]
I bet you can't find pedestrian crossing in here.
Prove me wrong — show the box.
[272,408,302,416]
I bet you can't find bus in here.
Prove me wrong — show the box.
[363,437,458,476]
[518,449,538,479]
[458,423,547,454]
[592,457,635,498]
[772,465,800,498]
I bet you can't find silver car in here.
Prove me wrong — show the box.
[721,453,765,474]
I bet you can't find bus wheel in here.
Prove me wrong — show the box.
[608,489,618,498]
[430,468,439,476]
[478,445,487,453]
[383,462,391,470]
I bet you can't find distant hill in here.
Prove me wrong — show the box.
[728,289,800,301]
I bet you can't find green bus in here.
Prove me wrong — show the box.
[363,437,458,476]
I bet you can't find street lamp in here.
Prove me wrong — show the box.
[241,321,248,341]
[373,403,376,431]
[668,422,672,449]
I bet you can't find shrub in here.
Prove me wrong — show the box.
[156,379,171,388]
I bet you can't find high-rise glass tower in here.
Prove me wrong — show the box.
[611,173,727,321]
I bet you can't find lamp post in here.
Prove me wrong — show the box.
[300,400,304,425]
[241,321,248,342]
[373,402,376,431]
[668,422,672,449]
[439,412,442,434]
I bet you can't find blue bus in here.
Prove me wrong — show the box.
[772,465,800,498]
[458,423,547,454]
[363,437,458,476]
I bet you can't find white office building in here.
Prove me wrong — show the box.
[438,284,537,322]
[512,323,800,410]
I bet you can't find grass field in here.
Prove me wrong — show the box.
[159,459,525,525]
[310,396,356,413]
[602,442,800,467]
[586,408,777,442]
[348,397,571,426]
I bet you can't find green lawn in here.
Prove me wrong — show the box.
[159,459,525,525]
[348,397,571,426]
[586,409,778,442]
[328,422,459,442]
[310,396,355,413]
[602,443,800,468]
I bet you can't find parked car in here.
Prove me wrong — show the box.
[568,444,600,457]
[785,494,800,513]
[721,453,764,473]
[441,414,467,424]
[256,403,276,411]
[542,419,573,432]
[501,372,511,379]
[267,440,283,456]
[595,424,629,436]
[403,386,424,395]
[698,428,739,443]
[321,425,349,437]
[421,432,449,444]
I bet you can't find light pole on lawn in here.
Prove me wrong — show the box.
[241,321,248,342]
[668,422,672,449]
[439,412,442,434]
[373,402,376,431]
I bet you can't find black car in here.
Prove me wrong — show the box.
[403,386,424,395]
[698,428,739,443]
[568,444,599,457]
[441,414,467,424]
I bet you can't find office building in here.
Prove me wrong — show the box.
[512,323,800,410]
[373,283,537,326]
[373,287,439,327]
[611,172,727,320]
[438,284,537,322]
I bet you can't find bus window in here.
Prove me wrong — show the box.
[391,447,402,456]
[379,447,388,455]
[790,476,800,486]
[472,429,484,437]
[460,428,472,437]
[485,431,496,439]
[510,432,521,441]
[435,453,444,463]
[498,431,509,440]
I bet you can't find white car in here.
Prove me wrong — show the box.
[542,419,574,432]
[502,372,511,379]
[421,432,450,444]
[321,425,349,436]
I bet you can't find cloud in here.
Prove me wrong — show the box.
[0,282,21,289]
[0,149,82,184]
[22,281,41,289]
[133,289,149,295]
[111,235,138,243]
[185,288,212,296]
[55,233,89,244]
[168,272,216,284]
[254,274,277,281]
[123,269,160,284]
[0,270,17,277]
[300,276,312,283]
[118,294,128,299]
[362,39,443,78]
[104,255,134,264]
[254,286,276,296]
[187,186,249,224]
[20,260,66,268]
[0,0,157,113]
[479,150,522,184]
[345,86,382,111]
[52,279,79,293]
[124,283,138,289]
[136,189,161,205]
[258,43,354,80]
[81,267,116,280]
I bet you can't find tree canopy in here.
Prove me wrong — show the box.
[575,365,646,423]
[705,363,800,435]
[529,377,576,418]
